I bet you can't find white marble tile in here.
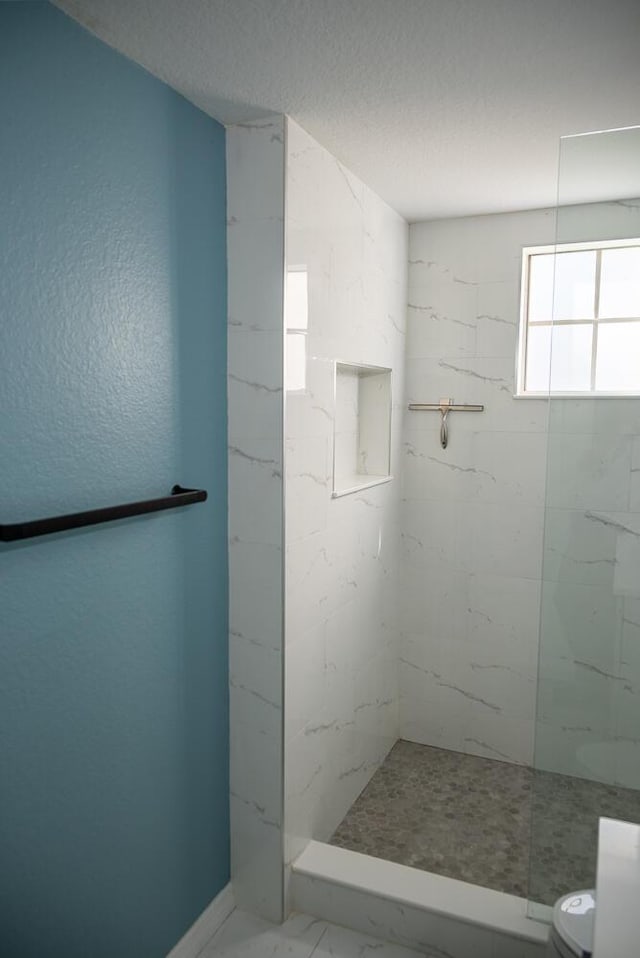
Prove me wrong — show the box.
[400,498,464,569]
[542,507,618,588]
[285,532,333,641]
[401,500,544,580]
[475,282,519,359]
[230,635,282,739]
[548,396,640,437]
[400,563,469,637]
[229,799,283,922]
[538,578,623,676]
[201,909,432,958]
[557,198,640,245]
[614,604,640,750]
[400,619,535,764]
[533,719,609,780]
[285,726,332,855]
[402,428,546,507]
[535,677,616,758]
[401,429,477,503]
[285,620,327,742]
[286,356,334,442]
[459,501,544,581]
[358,369,392,476]
[462,654,536,724]
[229,439,282,545]
[400,632,472,754]
[310,922,427,958]
[405,355,511,409]
[406,283,478,359]
[228,328,283,441]
[470,430,547,506]
[231,719,282,830]
[229,539,283,646]
[461,716,534,767]
[227,221,285,334]
[353,652,398,751]
[227,118,286,922]
[284,119,406,888]
[286,436,331,541]
[628,437,640,511]
[493,934,548,958]
[201,909,325,958]
[546,432,632,511]
[226,118,285,225]
[325,597,378,681]
[466,573,541,672]
[588,511,640,598]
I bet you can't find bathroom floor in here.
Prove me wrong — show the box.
[199,908,427,958]
[329,740,640,905]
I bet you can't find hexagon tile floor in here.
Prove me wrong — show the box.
[329,740,640,905]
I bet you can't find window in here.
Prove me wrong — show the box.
[517,239,640,396]
[285,266,308,392]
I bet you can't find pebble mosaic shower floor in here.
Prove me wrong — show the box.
[329,740,640,905]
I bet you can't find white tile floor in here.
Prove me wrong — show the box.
[200,909,428,958]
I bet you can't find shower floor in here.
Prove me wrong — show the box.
[329,740,640,905]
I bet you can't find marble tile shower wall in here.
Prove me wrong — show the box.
[401,202,640,774]
[227,118,285,922]
[284,119,408,868]
[401,209,553,766]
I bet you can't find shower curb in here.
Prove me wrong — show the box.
[290,842,549,957]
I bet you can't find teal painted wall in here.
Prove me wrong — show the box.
[0,4,229,956]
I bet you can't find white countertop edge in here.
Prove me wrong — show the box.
[292,841,549,944]
[594,817,640,957]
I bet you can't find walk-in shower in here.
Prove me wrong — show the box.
[284,122,640,923]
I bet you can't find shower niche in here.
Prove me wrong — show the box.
[332,361,392,497]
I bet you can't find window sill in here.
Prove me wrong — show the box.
[514,391,640,399]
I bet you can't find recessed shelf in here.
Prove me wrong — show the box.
[332,362,392,498]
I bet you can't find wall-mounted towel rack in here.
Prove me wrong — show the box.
[0,485,207,542]
[408,398,484,449]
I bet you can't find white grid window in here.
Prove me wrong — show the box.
[517,239,640,396]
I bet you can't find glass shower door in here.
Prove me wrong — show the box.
[528,126,640,912]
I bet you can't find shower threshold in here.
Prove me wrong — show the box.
[290,841,549,956]
[328,739,640,906]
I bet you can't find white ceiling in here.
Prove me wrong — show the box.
[56,0,640,222]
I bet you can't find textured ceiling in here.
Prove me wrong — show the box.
[56,0,640,221]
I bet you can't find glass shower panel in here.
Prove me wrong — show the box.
[528,126,640,913]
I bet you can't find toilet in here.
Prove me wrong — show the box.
[547,889,595,957]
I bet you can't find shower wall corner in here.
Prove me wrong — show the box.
[226,115,286,923]
[283,117,408,892]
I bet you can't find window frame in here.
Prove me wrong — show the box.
[516,237,640,398]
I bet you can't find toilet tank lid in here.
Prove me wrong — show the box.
[553,889,595,956]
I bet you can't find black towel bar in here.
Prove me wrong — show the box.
[0,485,207,542]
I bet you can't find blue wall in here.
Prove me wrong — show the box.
[0,5,229,956]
